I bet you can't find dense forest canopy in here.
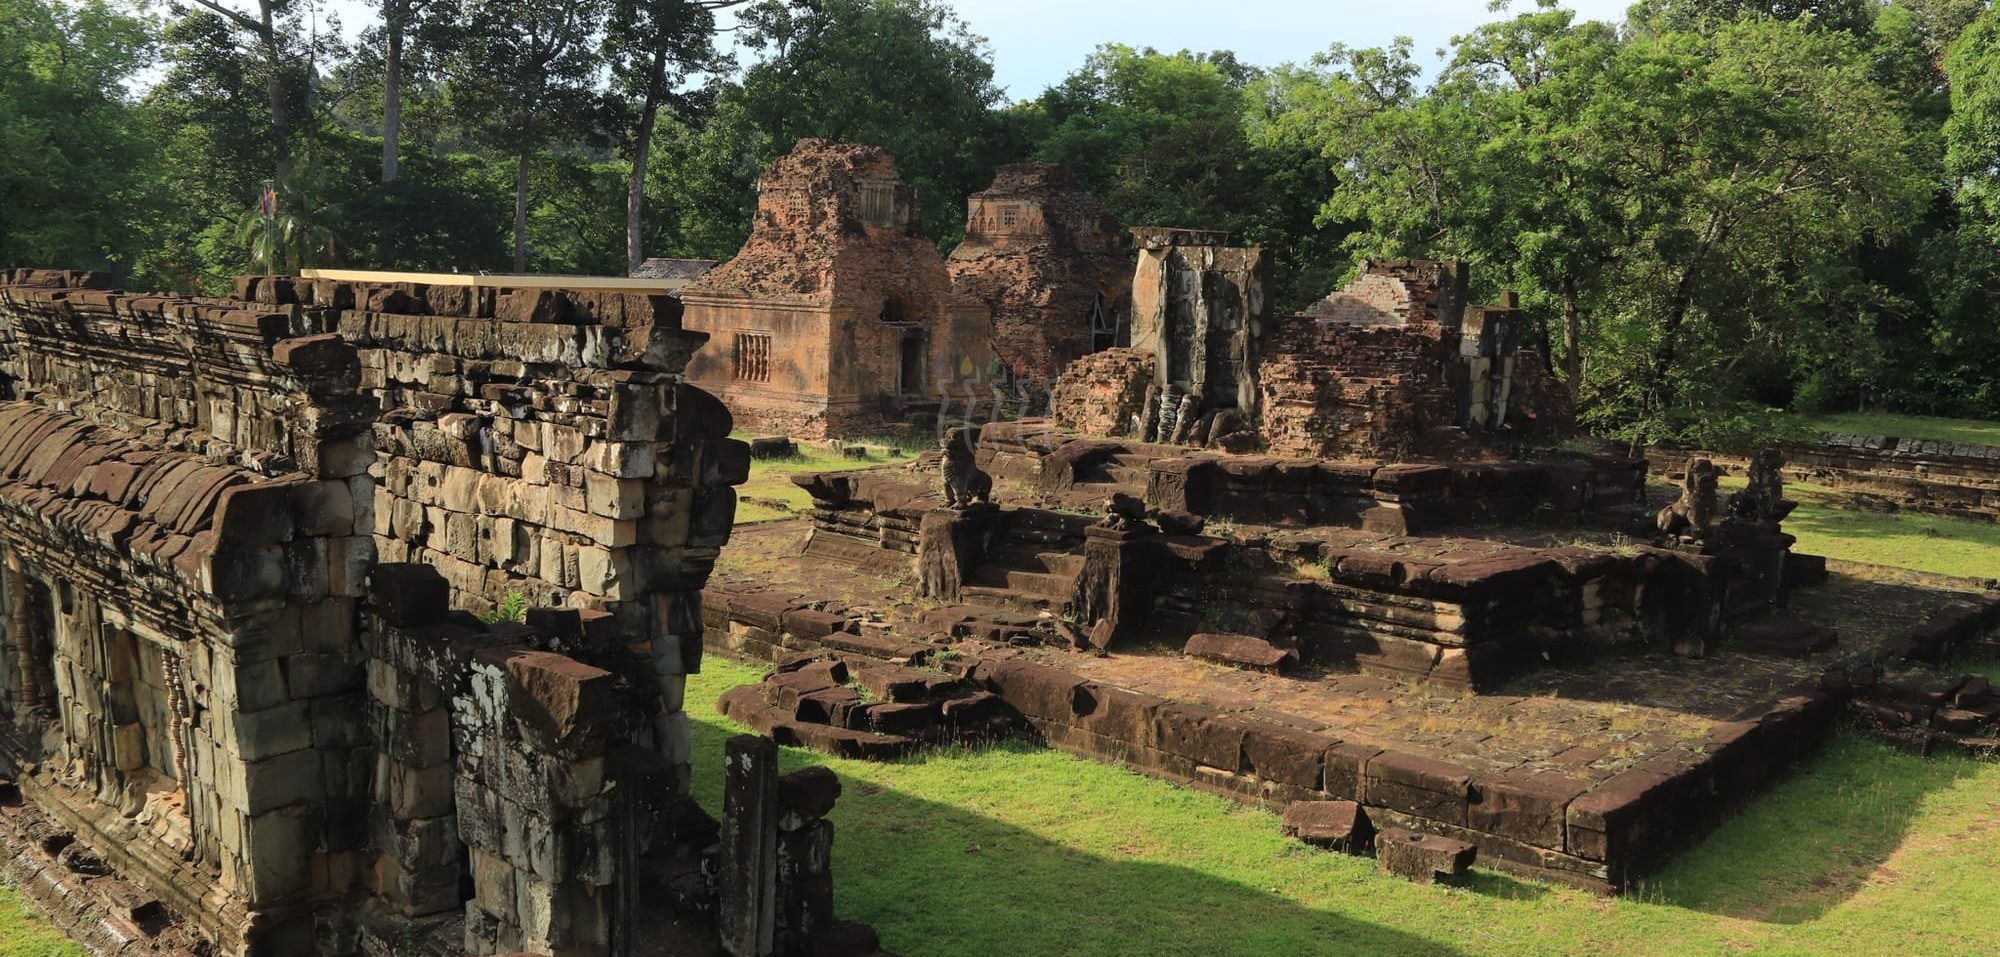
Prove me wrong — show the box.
[4,0,2000,444]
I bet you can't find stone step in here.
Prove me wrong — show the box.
[983,542,1085,575]
[963,564,1076,600]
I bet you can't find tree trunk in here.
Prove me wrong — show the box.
[1560,273,1582,386]
[260,0,288,180]
[1638,263,1701,453]
[382,2,403,185]
[513,151,530,273]
[626,50,666,273]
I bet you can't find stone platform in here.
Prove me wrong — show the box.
[707,515,2000,892]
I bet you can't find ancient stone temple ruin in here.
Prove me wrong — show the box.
[1055,257,1573,458]
[677,140,994,439]
[946,163,1131,380]
[696,234,1999,897]
[1126,227,1270,423]
[0,268,886,957]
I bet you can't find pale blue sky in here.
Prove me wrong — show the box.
[306,0,1637,97]
[724,0,1639,99]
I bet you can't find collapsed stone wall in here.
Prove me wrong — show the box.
[1046,348,1154,439]
[1302,258,1466,329]
[1257,319,1462,460]
[0,271,376,955]
[0,267,859,957]
[947,163,1132,378]
[1052,256,1576,457]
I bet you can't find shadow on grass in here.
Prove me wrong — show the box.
[1635,731,1993,924]
[684,718,1466,957]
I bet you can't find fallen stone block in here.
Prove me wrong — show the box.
[747,436,797,459]
[1375,827,1475,885]
[1184,632,1300,673]
[1281,800,1372,853]
[777,766,842,830]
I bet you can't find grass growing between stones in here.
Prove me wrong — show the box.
[688,657,2000,957]
[0,878,79,957]
[730,435,917,524]
[1800,412,2000,447]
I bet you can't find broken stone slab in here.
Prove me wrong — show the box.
[777,766,842,831]
[1374,827,1475,885]
[1281,800,1372,854]
[747,436,797,459]
[1183,632,1299,673]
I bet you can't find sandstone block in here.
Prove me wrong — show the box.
[503,651,619,758]
[1375,827,1475,885]
[1282,800,1372,853]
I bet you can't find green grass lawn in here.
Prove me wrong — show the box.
[1705,475,2000,580]
[688,656,2000,957]
[731,433,918,523]
[0,879,78,957]
[1801,411,2000,447]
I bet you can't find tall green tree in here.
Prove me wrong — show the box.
[0,0,158,272]
[601,0,735,271]
[442,0,606,271]
[730,0,1005,244]
[1302,11,1927,445]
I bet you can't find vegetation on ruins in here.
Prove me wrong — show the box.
[7,0,2000,437]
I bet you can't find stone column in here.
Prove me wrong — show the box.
[6,559,43,722]
[720,734,778,957]
[915,504,1002,603]
[1070,524,1157,651]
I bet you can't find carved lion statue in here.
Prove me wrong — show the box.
[1657,458,1720,542]
[939,426,992,508]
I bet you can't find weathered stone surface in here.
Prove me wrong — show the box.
[1375,827,1476,885]
[1282,800,1372,853]
[677,139,995,439]
[1184,632,1299,673]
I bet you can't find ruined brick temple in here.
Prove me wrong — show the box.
[945,163,1131,380]
[1053,256,1572,456]
[677,140,994,439]
[0,268,886,957]
[696,247,1999,897]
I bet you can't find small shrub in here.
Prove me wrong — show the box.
[481,591,529,624]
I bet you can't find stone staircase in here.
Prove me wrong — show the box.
[960,509,1093,611]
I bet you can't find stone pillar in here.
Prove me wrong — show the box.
[915,504,1002,602]
[1070,524,1157,651]
[774,766,840,956]
[720,734,779,957]
[5,559,42,722]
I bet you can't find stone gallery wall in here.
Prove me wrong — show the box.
[1653,436,2000,524]
[0,267,818,957]
[0,271,375,954]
